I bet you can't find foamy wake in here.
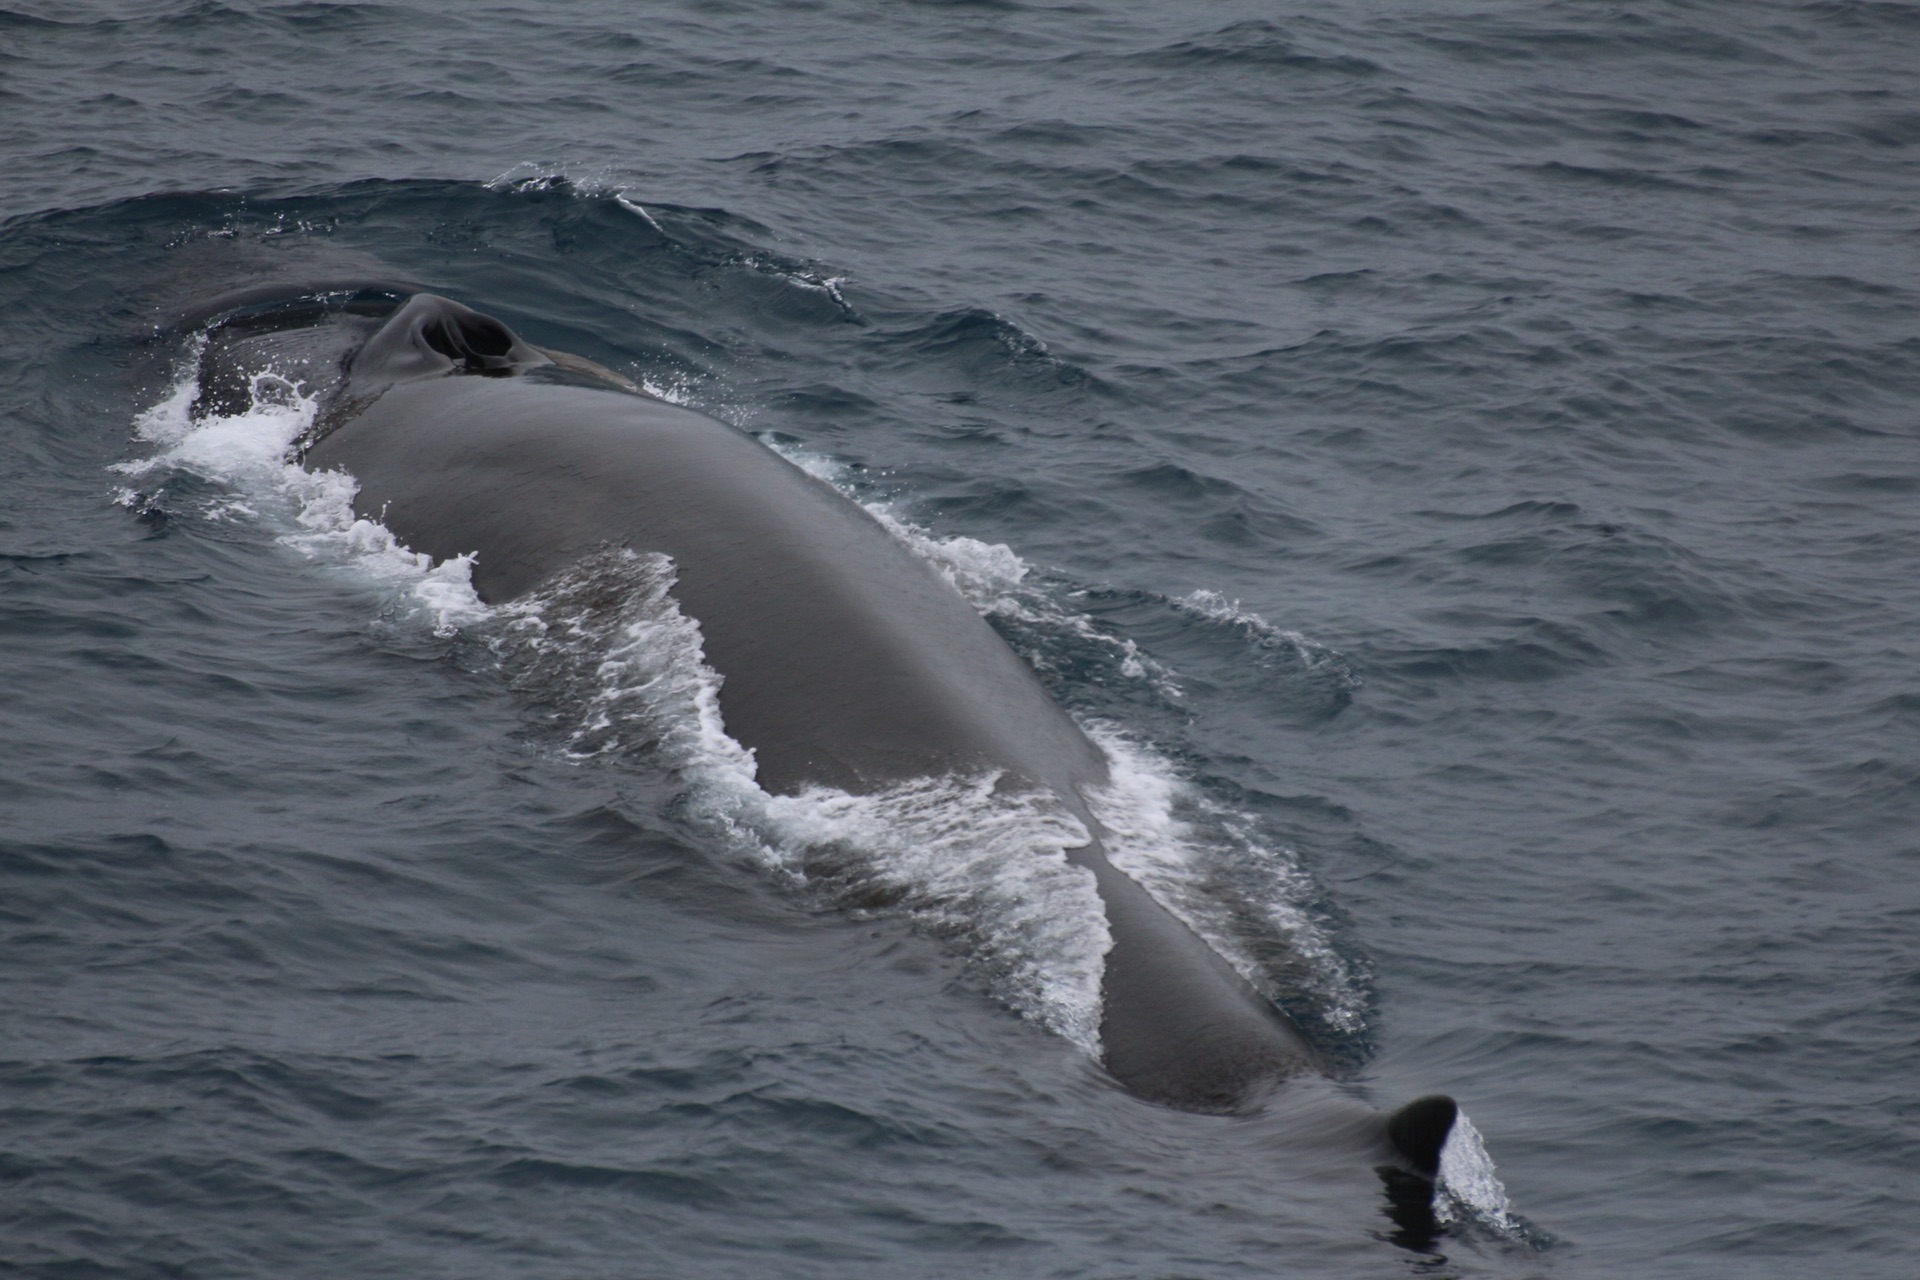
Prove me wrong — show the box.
[112,350,488,635]
[118,353,1361,1056]
[116,359,1111,1050]
[492,547,1110,1053]
[764,438,1369,1037]
[1085,730,1368,1036]
[1435,1112,1520,1236]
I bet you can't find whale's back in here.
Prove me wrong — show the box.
[307,375,1107,802]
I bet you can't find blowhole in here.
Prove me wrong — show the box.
[423,313,516,366]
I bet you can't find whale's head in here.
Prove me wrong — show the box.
[173,281,655,460]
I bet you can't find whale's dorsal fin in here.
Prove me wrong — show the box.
[1385,1094,1458,1180]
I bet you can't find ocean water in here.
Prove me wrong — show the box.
[3,2,1918,1277]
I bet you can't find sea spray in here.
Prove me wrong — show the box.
[120,352,1362,1062]
[116,353,489,636]
[495,547,1111,1053]
[765,436,1372,1045]
[1436,1111,1519,1236]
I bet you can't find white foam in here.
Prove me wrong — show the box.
[869,502,1032,615]
[762,437,851,487]
[489,161,626,198]
[1435,1112,1518,1234]
[1082,727,1368,1036]
[760,440,1373,1030]
[754,777,1108,1051]
[761,438,1034,611]
[929,544,1170,691]
[116,352,489,636]
[495,547,757,781]
[121,353,1353,1060]
[498,547,1111,1051]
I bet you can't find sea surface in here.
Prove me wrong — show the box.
[3,2,1917,1277]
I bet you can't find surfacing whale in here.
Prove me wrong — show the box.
[177,285,1459,1224]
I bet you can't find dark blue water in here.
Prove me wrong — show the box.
[4,3,1918,1276]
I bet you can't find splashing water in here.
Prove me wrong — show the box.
[494,546,1112,1052]
[754,776,1108,1052]
[1435,1112,1517,1234]
[1083,728,1370,1040]
[761,435,1370,1041]
[118,356,1114,1050]
[115,350,488,635]
[117,354,1363,1062]
[495,548,755,780]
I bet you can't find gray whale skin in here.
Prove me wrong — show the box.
[186,287,1458,1217]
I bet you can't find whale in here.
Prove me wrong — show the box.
[175,284,1459,1215]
